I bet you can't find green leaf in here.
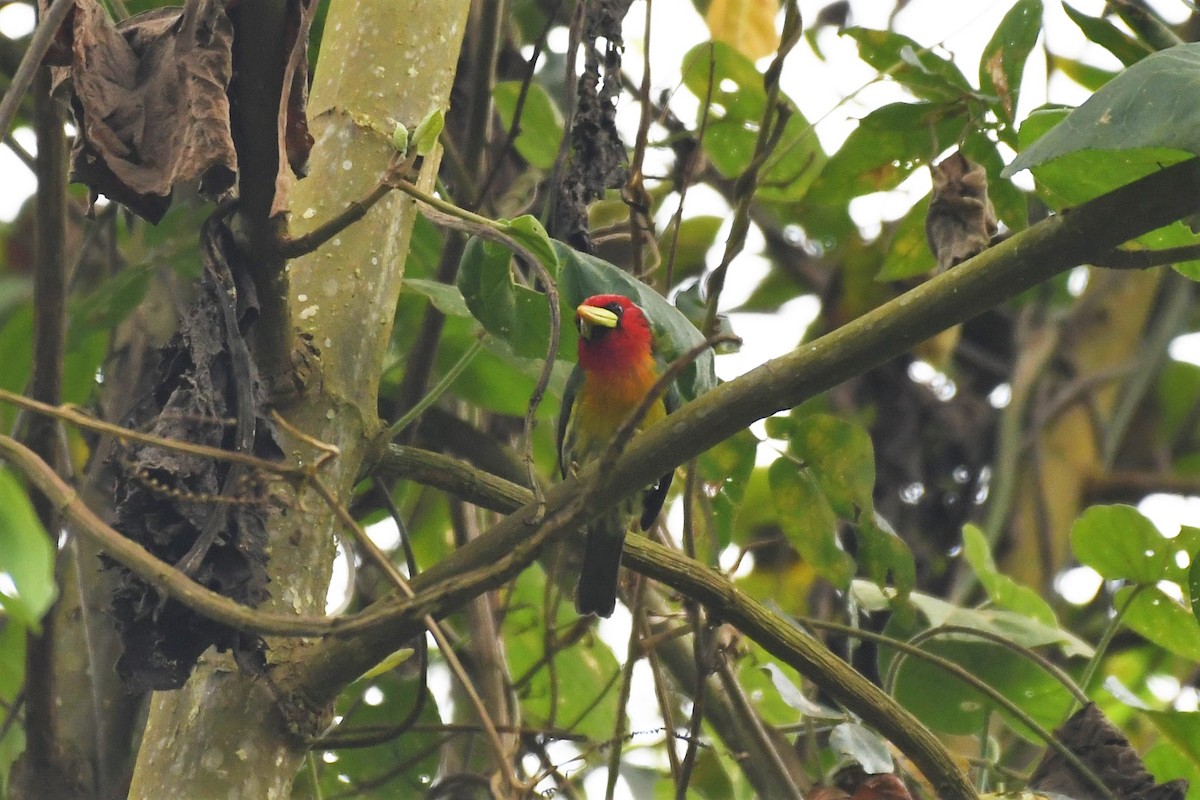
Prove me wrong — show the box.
[853,580,1093,659]
[757,107,826,203]
[456,238,556,360]
[0,469,57,630]
[355,648,414,682]
[689,749,737,800]
[1010,107,1200,276]
[702,117,758,178]
[760,663,845,720]
[1071,504,1177,584]
[1143,739,1200,794]
[321,671,441,796]
[1062,3,1154,68]
[556,242,717,403]
[1143,709,1200,767]
[390,122,409,156]
[962,524,1056,625]
[810,102,971,207]
[978,0,1043,127]
[502,214,558,270]
[659,215,723,282]
[1118,585,1200,661]
[858,511,916,598]
[503,564,619,741]
[768,460,855,589]
[401,278,472,318]
[411,107,445,156]
[890,636,1074,740]
[697,427,757,550]
[788,414,874,520]
[844,27,978,104]
[875,195,934,281]
[1005,44,1200,176]
[681,40,768,121]
[492,80,564,170]
[1050,54,1119,92]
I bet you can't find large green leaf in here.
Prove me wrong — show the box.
[788,413,874,520]
[1117,585,1200,661]
[1071,504,1187,585]
[858,512,915,598]
[890,635,1074,740]
[503,564,619,741]
[696,427,757,552]
[1005,44,1200,176]
[680,40,824,202]
[456,238,562,361]
[843,28,978,104]
[1143,709,1200,767]
[492,80,563,170]
[681,40,768,121]
[312,671,442,798]
[1062,3,1154,68]
[1009,107,1200,275]
[962,524,1056,625]
[978,0,1043,128]
[875,195,933,281]
[557,242,717,403]
[0,469,57,630]
[768,460,854,589]
[809,102,971,207]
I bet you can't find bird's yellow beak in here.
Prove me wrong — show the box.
[576,303,619,339]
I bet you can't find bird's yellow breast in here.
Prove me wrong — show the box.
[571,353,666,462]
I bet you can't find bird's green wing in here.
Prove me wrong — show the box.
[557,364,585,479]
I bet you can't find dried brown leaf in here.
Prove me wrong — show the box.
[41,0,315,223]
[925,150,998,273]
[42,0,237,222]
[1030,703,1189,800]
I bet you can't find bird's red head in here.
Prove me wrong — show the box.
[575,294,654,375]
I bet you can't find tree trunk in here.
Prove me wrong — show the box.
[125,3,469,796]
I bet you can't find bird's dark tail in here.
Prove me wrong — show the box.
[575,525,624,618]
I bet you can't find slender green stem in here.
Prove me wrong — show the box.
[386,336,485,440]
[1076,583,1145,702]
[305,751,323,800]
[392,178,505,232]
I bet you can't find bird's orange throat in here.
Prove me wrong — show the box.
[575,352,665,435]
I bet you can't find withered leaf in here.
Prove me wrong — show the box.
[925,150,998,273]
[41,0,316,223]
[549,0,633,252]
[110,212,278,691]
[1029,703,1188,800]
[42,0,237,222]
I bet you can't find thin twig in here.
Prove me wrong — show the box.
[805,617,1113,800]
[385,335,484,440]
[0,435,344,637]
[0,0,74,145]
[604,576,645,800]
[307,471,525,792]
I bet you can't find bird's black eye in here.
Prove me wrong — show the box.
[605,301,624,317]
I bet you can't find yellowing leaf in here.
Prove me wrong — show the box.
[705,0,780,61]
